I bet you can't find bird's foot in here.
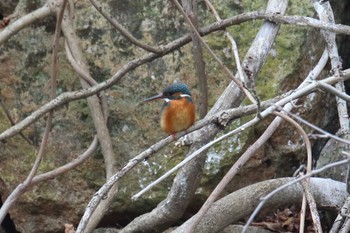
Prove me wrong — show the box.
[174,134,193,147]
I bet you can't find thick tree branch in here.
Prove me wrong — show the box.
[178,177,347,233]
[243,160,350,233]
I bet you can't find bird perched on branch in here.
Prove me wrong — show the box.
[144,83,195,135]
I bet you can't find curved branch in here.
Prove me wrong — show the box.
[0,135,98,224]
[270,111,318,233]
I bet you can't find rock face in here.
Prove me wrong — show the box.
[0,0,349,232]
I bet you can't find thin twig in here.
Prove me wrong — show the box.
[299,194,307,233]
[31,136,98,185]
[278,107,350,145]
[317,81,350,102]
[301,176,323,233]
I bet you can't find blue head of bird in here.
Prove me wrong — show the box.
[144,83,195,135]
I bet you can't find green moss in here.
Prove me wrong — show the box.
[249,0,314,100]
[0,139,36,184]
[0,110,9,132]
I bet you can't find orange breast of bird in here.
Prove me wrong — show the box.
[160,97,195,135]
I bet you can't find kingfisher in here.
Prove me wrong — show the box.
[144,83,196,135]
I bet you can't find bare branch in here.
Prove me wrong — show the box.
[278,107,350,145]
[313,1,350,134]
[332,193,350,233]
[2,9,350,48]
[278,107,315,232]
[212,11,350,35]
[0,3,53,45]
[313,2,350,232]
[204,0,246,83]
[317,81,350,102]
[0,134,98,224]
[270,112,312,232]
[300,178,323,233]
[300,195,307,233]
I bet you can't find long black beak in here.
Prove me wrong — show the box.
[143,93,165,102]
